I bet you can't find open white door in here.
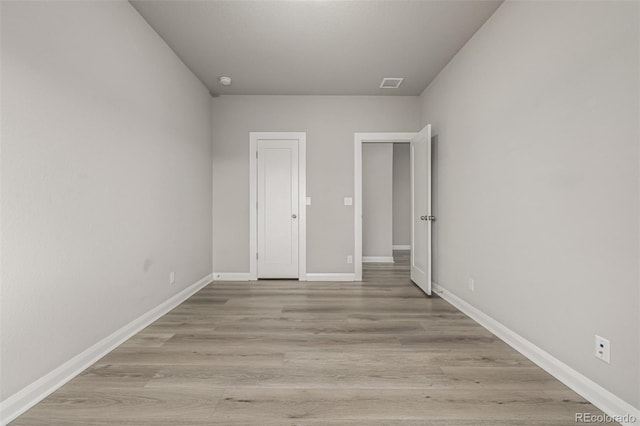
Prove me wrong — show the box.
[410,125,433,295]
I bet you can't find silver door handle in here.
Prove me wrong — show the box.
[420,216,425,220]
[292,214,297,219]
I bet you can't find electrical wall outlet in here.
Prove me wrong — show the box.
[169,271,176,285]
[344,197,353,206]
[595,335,610,364]
[469,278,474,292]
[347,255,353,264]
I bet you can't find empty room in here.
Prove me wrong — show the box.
[1,0,639,425]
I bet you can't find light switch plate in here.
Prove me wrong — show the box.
[306,197,311,205]
[344,197,353,206]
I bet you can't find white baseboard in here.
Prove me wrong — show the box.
[392,245,410,250]
[305,273,355,282]
[362,256,394,263]
[212,272,355,282]
[432,282,640,426]
[0,273,213,426]
[212,272,251,281]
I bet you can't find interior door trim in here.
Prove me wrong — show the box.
[249,132,307,281]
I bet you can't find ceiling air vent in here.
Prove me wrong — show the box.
[379,77,404,89]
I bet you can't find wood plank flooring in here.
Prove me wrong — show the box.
[12,251,610,425]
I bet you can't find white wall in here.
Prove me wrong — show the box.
[392,143,411,247]
[363,143,393,259]
[211,95,420,274]
[420,0,639,408]
[0,1,212,401]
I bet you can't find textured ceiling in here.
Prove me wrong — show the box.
[131,1,503,96]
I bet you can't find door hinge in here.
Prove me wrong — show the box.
[256,252,259,259]
[256,151,258,159]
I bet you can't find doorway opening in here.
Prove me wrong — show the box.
[353,132,414,281]
[361,141,412,281]
[354,127,433,295]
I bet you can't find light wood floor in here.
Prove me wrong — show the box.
[13,251,609,425]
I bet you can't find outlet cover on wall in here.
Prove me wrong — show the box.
[347,255,353,264]
[595,335,610,364]
[169,271,176,285]
[344,197,353,206]
[469,278,474,292]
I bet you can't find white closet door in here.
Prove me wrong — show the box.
[257,140,299,278]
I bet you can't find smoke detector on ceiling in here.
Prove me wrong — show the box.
[219,76,232,86]
[379,77,404,89]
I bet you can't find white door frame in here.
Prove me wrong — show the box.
[354,132,417,281]
[250,132,307,281]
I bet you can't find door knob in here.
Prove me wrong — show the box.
[420,216,425,220]
[292,214,297,219]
